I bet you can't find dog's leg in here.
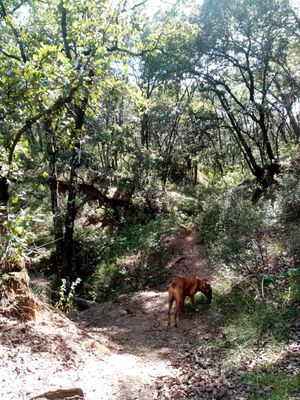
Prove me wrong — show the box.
[168,294,174,326]
[174,299,184,327]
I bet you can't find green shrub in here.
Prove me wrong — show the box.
[278,267,300,303]
[278,173,300,223]
[244,371,300,400]
[200,190,267,273]
[0,209,33,272]
[211,277,257,314]
[213,276,298,374]
[280,223,300,267]
[71,227,110,284]
[223,304,296,347]
[90,217,176,301]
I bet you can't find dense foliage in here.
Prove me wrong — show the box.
[0,0,299,297]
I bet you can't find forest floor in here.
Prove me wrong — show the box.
[0,228,299,399]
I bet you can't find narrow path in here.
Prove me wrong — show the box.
[76,226,214,399]
[165,226,212,280]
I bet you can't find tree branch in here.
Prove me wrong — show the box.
[0,0,27,63]
[131,0,148,10]
[60,1,72,60]
[8,86,79,164]
[0,48,22,61]
[107,43,164,57]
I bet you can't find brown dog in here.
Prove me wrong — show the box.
[168,276,212,327]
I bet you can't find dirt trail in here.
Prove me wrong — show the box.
[0,228,215,400]
[76,226,214,399]
[164,226,212,280]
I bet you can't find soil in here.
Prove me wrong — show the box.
[1,227,299,400]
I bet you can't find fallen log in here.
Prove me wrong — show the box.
[30,387,84,399]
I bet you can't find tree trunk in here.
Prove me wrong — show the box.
[0,175,9,238]
[62,146,79,280]
[0,174,9,267]
[216,90,281,189]
[287,110,300,140]
[45,120,64,279]
[62,102,87,280]
[274,80,300,140]
[141,113,150,149]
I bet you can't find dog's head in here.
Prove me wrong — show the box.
[197,278,212,304]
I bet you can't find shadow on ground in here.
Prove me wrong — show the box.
[74,287,215,363]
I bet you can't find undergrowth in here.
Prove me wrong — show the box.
[193,170,299,397]
[244,371,300,400]
[193,269,299,400]
[90,216,180,301]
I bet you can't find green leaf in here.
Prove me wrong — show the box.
[14,226,23,235]
[282,268,300,278]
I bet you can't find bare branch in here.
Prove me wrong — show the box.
[107,43,163,57]
[131,0,148,11]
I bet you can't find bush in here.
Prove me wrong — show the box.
[243,370,300,400]
[223,303,296,346]
[71,227,110,286]
[0,210,33,273]
[90,217,176,301]
[278,267,300,303]
[274,173,300,266]
[200,189,268,273]
[277,173,300,223]
[209,272,298,381]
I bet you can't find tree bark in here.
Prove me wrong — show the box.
[58,1,89,281]
[141,113,150,149]
[61,101,88,280]
[44,120,64,278]
[0,175,9,237]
